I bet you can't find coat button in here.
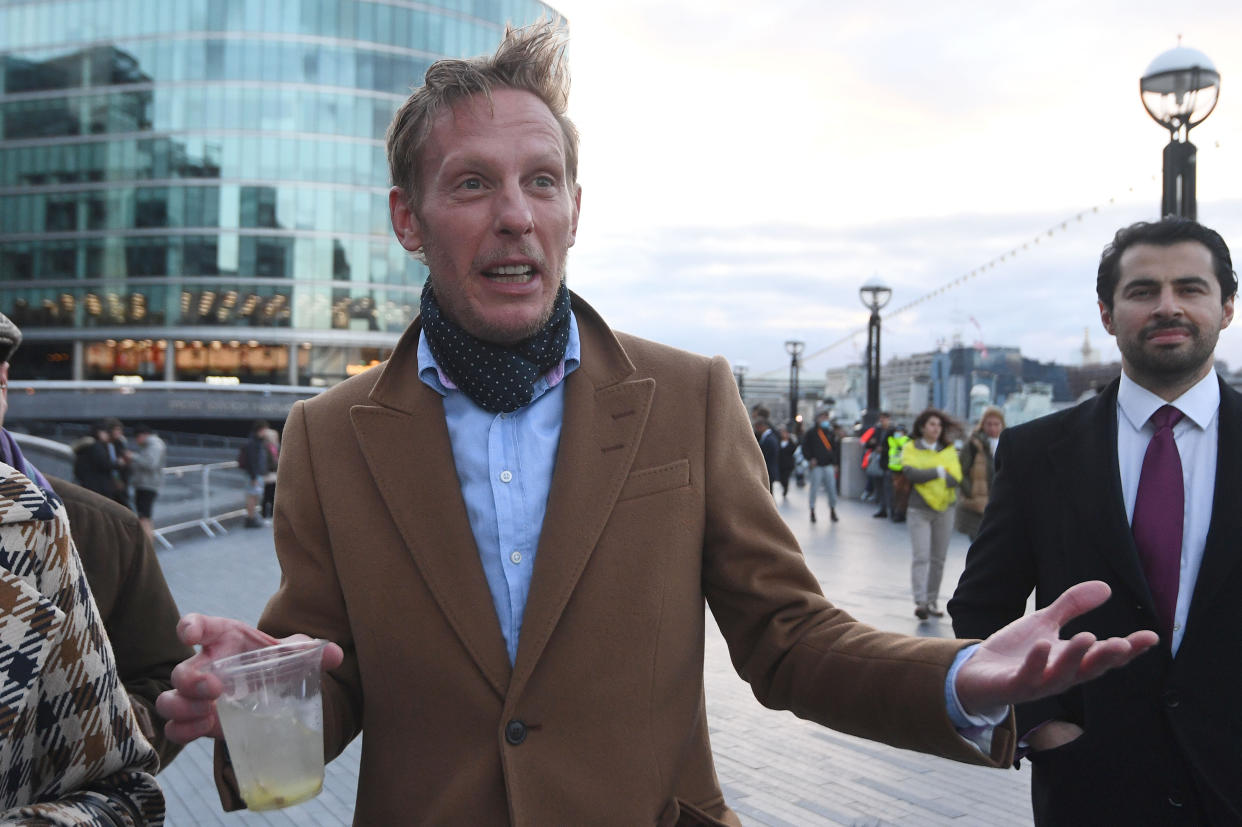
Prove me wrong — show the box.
[1162,690,1180,708]
[505,719,527,745]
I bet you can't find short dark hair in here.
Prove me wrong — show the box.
[134,423,153,436]
[251,419,269,435]
[910,407,958,449]
[1096,217,1238,310]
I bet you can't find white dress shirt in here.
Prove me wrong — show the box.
[1116,370,1220,656]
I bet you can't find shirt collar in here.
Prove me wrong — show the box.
[417,311,581,399]
[1117,368,1220,432]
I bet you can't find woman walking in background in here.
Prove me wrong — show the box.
[900,408,962,620]
[955,406,1005,542]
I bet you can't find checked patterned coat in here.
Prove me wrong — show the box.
[0,464,164,825]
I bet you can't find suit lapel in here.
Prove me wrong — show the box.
[1047,381,1155,606]
[508,297,652,696]
[1185,378,1242,622]
[351,321,511,699]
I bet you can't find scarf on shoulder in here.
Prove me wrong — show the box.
[420,281,571,414]
[0,428,58,506]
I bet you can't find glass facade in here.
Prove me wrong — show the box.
[0,0,558,385]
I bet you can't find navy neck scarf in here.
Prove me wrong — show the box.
[420,281,571,414]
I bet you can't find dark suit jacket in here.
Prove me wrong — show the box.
[215,294,1014,825]
[949,377,1242,825]
[758,427,780,486]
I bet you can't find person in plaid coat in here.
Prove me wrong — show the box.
[0,463,164,825]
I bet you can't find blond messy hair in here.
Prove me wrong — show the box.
[386,20,578,205]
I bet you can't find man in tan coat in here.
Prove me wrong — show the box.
[158,23,1155,825]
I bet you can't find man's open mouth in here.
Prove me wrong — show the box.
[483,264,535,284]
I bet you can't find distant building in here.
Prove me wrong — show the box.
[1066,361,1123,400]
[1002,381,1057,426]
[1080,327,1101,365]
[939,345,1070,420]
[878,350,937,422]
[823,364,865,424]
[0,0,558,391]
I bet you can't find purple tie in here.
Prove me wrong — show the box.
[1132,405,1184,642]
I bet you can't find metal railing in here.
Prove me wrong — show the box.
[9,431,253,550]
[152,460,249,550]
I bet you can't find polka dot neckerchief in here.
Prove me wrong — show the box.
[420,281,572,414]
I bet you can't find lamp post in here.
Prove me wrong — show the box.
[1140,42,1220,220]
[784,340,804,431]
[859,276,892,429]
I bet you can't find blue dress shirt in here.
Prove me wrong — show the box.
[417,314,581,665]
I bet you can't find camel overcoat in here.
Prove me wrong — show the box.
[216,294,1013,824]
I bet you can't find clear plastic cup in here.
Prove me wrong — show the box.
[208,639,328,811]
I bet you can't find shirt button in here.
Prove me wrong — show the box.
[1173,623,1181,632]
[509,551,522,565]
[499,470,513,483]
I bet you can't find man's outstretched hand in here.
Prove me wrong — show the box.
[155,613,344,744]
[955,581,1159,716]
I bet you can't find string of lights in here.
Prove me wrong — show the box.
[750,139,1226,378]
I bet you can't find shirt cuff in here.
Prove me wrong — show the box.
[945,644,1010,754]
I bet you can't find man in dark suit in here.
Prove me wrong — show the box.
[950,216,1240,825]
[753,416,781,494]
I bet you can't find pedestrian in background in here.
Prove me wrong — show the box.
[753,415,780,494]
[776,426,797,499]
[954,406,1004,542]
[240,419,269,528]
[73,420,127,505]
[887,423,911,522]
[863,412,895,517]
[901,408,961,620]
[128,424,165,543]
[260,425,280,520]
[801,408,839,523]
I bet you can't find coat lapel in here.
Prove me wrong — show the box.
[1047,381,1155,607]
[508,297,653,696]
[1185,378,1242,622]
[351,320,511,699]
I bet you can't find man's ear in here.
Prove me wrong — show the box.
[1222,294,1235,331]
[1098,300,1115,335]
[389,187,422,252]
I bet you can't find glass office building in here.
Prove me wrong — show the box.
[0,0,557,386]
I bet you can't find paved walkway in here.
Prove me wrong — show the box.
[153,490,1033,825]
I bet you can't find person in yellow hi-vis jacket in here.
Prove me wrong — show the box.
[901,408,963,620]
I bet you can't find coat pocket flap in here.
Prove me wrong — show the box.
[618,460,691,502]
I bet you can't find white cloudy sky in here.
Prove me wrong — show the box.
[546,0,1242,381]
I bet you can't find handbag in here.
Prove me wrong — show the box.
[892,470,912,516]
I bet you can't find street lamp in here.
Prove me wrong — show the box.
[859,276,892,429]
[1140,42,1220,220]
[784,340,804,431]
